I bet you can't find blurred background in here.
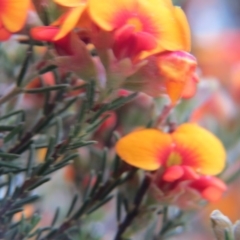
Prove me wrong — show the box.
[1,0,240,239]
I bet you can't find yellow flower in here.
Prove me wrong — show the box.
[88,0,190,60]
[116,123,226,175]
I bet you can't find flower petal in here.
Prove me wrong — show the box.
[172,7,191,52]
[0,0,30,32]
[54,5,86,40]
[182,73,199,99]
[116,129,172,170]
[157,51,198,104]
[88,0,135,31]
[162,165,184,182]
[0,20,11,41]
[31,26,59,41]
[172,123,226,175]
[190,176,227,201]
[54,0,84,7]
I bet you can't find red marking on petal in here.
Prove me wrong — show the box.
[181,166,199,181]
[113,10,157,36]
[113,25,134,59]
[201,187,224,202]
[0,20,11,41]
[189,176,227,201]
[133,31,157,55]
[163,166,184,182]
[182,73,199,99]
[31,26,74,56]
[31,26,59,41]
[113,27,157,59]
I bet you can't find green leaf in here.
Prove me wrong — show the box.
[0,152,20,160]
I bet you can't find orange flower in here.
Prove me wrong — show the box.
[88,0,190,60]
[116,123,226,204]
[0,0,30,41]
[125,51,198,104]
[116,123,226,175]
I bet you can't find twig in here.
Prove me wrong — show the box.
[114,175,151,240]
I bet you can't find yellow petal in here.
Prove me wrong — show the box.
[172,123,226,175]
[116,129,172,170]
[88,0,135,31]
[138,0,190,50]
[54,5,86,40]
[1,0,30,32]
[172,7,191,52]
[54,0,84,7]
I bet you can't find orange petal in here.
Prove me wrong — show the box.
[172,123,226,175]
[0,0,30,32]
[0,20,11,40]
[115,129,172,170]
[54,0,85,7]
[182,73,199,99]
[157,51,197,104]
[54,5,86,40]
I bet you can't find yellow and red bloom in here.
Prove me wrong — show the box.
[88,0,190,60]
[116,123,226,174]
[116,123,227,203]
[0,0,30,41]
[125,51,198,104]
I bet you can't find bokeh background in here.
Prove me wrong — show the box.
[1,0,240,239]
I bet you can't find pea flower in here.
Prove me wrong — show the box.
[116,123,227,204]
[0,0,30,41]
[124,50,198,104]
[88,0,190,61]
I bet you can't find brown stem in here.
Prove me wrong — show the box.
[114,175,151,240]
[156,104,174,128]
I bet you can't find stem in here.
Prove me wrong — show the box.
[114,175,151,240]
[156,104,174,127]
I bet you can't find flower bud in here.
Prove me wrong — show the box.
[210,210,233,240]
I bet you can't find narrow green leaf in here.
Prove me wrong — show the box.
[0,152,19,160]
[4,123,23,143]
[23,84,69,93]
